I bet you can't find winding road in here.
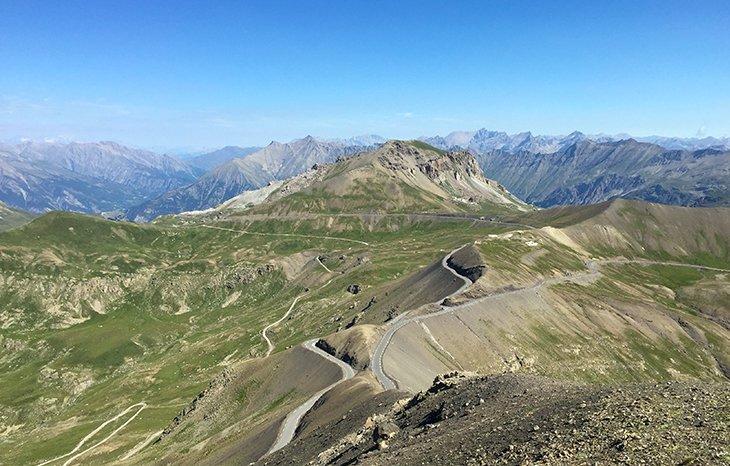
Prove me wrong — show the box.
[371,246,473,390]
[598,258,730,273]
[266,339,356,456]
[370,255,727,391]
[316,255,333,273]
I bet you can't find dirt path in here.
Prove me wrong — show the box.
[371,245,473,390]
[262,296,302,358]
[198,224,370,246]
[37,402,147,466]
[316,255,333,273]
[119,429,164,461]
[233,212,537,230]
[266,339,356,456]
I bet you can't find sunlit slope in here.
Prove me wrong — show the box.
[0,210,509,464]
[247,140,529,216]
[538,199,730,267]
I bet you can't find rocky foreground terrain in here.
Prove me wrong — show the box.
[264,372,729,465]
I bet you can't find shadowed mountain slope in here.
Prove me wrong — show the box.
[476,139,730,207]
[186,146,260,171]
[0,201,34,231]
[0,141,200,214]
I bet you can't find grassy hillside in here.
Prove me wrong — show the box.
[555,199,729,267]
[0,201,35,231]
[2,196,729,464]
[0,211,506,464]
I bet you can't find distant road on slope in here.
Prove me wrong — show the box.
[37,402,147,466]
[231,211,537,230]
[371,245,473,390]
[316,255,333,273]
[598,258,730,273]
[197,224,370,245]
[266,339,356,456]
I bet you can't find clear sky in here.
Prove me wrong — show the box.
[1,0,728,150]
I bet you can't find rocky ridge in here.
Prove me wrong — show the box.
[264,372,729,465]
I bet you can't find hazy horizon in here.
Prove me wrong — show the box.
[2,0,728,148]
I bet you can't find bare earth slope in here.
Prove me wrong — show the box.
[274,372,728,465]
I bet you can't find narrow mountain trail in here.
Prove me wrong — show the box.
[37,402,147,466]
[197,224,370,246]
[262,296,302,358]
[235,211,538,231]
[266,339,356,456]
[119,429,165,461]
[316,255,333,273]
[598,258,730,273]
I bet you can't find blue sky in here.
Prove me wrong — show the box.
[1,0,728,150]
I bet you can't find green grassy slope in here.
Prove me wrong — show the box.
[0,201,35,231]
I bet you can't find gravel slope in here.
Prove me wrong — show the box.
[293,372,729,465]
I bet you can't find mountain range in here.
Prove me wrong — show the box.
[184,146,261,171]
[0,141,201,214]
[125,136,372,221]
[0,130,728,220]
[475,139,730,207]
[2,139,727,464]
[421,129,730,153]
[225,140,527,217]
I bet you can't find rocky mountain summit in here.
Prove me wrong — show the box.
[230,140,529,216]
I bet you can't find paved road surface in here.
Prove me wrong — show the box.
[371,245,473,390]
[370,256,724,391]
[266,339,356,456]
